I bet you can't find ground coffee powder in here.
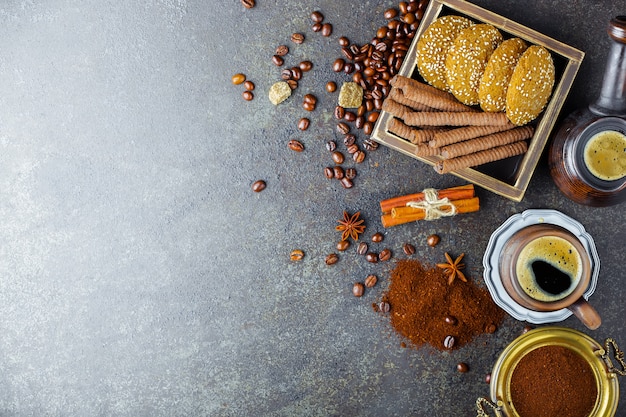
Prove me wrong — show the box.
[380,259,505,350]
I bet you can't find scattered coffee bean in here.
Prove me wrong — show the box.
[280,69,292,80]
[275,45,289,56]
[379,248,392,261]
[443,335,456,349]
[337,122,350,135]
[334,105,346,119]
[251,180,266,192]
[242,90,254,101]
[240,0,255,9]
[445,315,458,326]
[303,93,317,106]
[353,150,365,163]
[456,362,469,373]
[352,282,365,297]
[243,80,255,91]
[378,301,391,313]
[325,253,339,265]
[290,249,304,261]
[331,151,345,164]
[363,122,373,135]
[426,234,440,247]
[367,111,380,123]
[343,134,356,146]
[286,79,298,90]
[357,242,368,255]
[363,139,379,151]
[384,8,398,19]
[231,73,246,85]
[303,101,316,111]
[364,275,378,288]
[339,177,353,188]
[299,60,313,72]
[324,167,334,179]
[485,323,497,334]
[345,168,356,179]
[288,139,304,152]
[321,23,333,37]
[344,111,357,122]
[372,232,384,243]
[332,58,345,72]
[402,243,415,255]
[333,166,344,179]
[290,67,303,80]
[346,143,359,154]
[338,36,350,46]
[366,252,379,263]
[272,55,284,67]
[310,10,324,23]
[325,140,337,152]
[298,118,310,131]
[336,240,350,251]
[291,33,305,44]
[311,22,322,32]
[326,81,337,93]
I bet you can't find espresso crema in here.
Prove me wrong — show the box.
[515,236,583,302]
[583,130,626,181]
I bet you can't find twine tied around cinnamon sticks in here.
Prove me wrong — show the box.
[405,188,457,220]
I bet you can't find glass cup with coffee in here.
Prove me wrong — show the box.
[499,224,601,330]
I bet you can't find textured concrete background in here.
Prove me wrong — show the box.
[0,0,624,416]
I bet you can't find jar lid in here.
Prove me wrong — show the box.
[489,326,620,417]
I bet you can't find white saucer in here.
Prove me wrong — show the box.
[482,209,600,324]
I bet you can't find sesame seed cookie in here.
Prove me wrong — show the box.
[478,38,528,112]
[445,23,503,105]
[416,15,474,91]
[506,45,555,125]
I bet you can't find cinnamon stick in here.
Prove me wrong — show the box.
[381,197,480,227]
[379,184,475,214]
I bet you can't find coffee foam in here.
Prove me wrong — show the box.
[583,130,626,181]
[515,236,582,302]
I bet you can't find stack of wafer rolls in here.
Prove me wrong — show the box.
[384,75,533,174]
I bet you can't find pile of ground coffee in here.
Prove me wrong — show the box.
[380,259,505,350]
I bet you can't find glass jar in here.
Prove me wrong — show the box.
[476,326,625,417]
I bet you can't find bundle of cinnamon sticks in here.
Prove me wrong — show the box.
[380,184,479,228]
[383,75,532,174]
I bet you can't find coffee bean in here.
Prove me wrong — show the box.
[343,63,354,74]
[290,249,304,261]
[303,93,317,104]
[376,26,388,39]
[346,143,359,154]
[290,67,303,80]
[325,140,337,152]
[339,177,353,189]
[291,33,305,44]
[312,22,322,32]
[336,122,350,135]
[280,68,292,80]
[384,8,398,19]
[379,248,392,261]
[402,243,415,255]
[343,111,357,122]
[332,58,345,72]
[326,81,337,93]
[243,80,255,91]
[363,139,379,151]
[338,36,350,46]
[363,122,373,136]
[352,282,365,297]
[325,253,339,265]
[303,101,316,112]
[355,115,364,129]
[426,234,440,247]
[367,111,380,123]
[275,45,289,56]
[334,105,345,119]
[272,55,284,67]
[378,301,390,313]
[331,151,344,164]
[456,362,469,373]
[242,90,254,101]
[364,275,378,288]
[299,61,313,72]
[353,150,365,163]
[485,323,497,334]
[251,179,266,192]
[336,240,350,251]
[240,0,255,9]
[286,79,298,90]
[298,118,310,131]
[310,10,324,23]
[443,335,456,349]
[324,167,334,179]
[343,134,356,146]
[333,166,344,180]
[445,315,458,326]
[342,47,354,61]
[345,168,356,179]
[231,73,246,85]
[366,252,379,263]
[371,232,384,243]
[321,23,332,37]
[357,242,368,255]
[288,139,304,152]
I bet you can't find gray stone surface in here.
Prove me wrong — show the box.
[0,1,624,416]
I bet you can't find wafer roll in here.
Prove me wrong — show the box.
[390,75,456,101]
[414,144,442,157]
[429,124,516,148]
[381,98,410,119]
[403,111,511,127]
[387,117,448,144]
[440,126,534,159]
[393,84,477,113]
[389,88,436,112]
[434,141,528,174]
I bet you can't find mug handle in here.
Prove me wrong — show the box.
[568,297,602,330]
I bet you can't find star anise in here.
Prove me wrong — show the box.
[437,252,467,285]
[336,211,366,242]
